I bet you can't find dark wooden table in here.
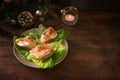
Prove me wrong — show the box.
[0,12,120,80]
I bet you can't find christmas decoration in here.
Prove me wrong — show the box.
[0,0,59,28]
[18,11,34,28]
[35,10,42,16]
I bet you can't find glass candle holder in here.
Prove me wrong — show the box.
[61,6,79,26]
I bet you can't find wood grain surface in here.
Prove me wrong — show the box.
[0,12,120,80]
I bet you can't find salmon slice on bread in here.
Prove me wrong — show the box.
[40,27,57,44]
[30,44,53,61]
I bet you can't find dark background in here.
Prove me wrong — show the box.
[71,0,120,11]
[53,0,120,11]
[1,0,120,11]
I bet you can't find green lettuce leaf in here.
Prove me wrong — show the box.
[55,29,70,42]
[27,53,54,69]
[38,24,47,34]
[50,41,66,62]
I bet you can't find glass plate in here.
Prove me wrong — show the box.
[13,28,68,68]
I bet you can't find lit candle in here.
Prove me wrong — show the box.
[64,14,75,21]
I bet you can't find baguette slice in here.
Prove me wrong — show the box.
[16,36,36,50]
[41,27,57,44]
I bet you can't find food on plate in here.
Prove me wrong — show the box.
[16,36,36,50]
[13,24,70,69]
[40,27,57,44]
[30,44,53,61]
